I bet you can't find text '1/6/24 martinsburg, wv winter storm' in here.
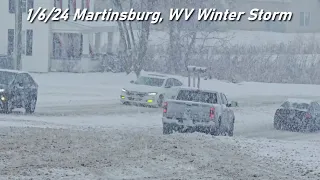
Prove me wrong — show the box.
[27,7,293,24]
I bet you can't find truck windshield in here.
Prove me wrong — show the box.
[176,90,217,104]
[134,76,165,87]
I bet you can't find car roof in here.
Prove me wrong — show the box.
[0,69,28,74]
[177,87,219,94]
[285,98,314,104]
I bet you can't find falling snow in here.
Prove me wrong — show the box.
[0,0,319,179]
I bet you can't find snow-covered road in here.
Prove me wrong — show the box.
[0,72,319,179]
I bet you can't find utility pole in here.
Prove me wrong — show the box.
[14,0,22,70]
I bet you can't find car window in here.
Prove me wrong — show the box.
[291,103,309,110]
[219,93,226,104]
[15,74,23,84]
[134,76,165,87]
[311,102,320,112]
[280,101,290,108]
[16,73,34,87]
[222,94,228,104]
[165,79,174,87]
[173,79,182,86]
[22,73,35,86]
[176,90,218,104]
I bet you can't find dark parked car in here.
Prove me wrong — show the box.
[274,98,320,132]
[0,69,38,113]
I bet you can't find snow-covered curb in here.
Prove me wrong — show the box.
[224,137,320,177]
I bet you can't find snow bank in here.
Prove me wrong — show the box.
[225,137,320,177]
[0,113,162,130]
[0,127,316,179]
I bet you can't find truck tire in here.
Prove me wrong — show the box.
[215,117,227,136]
[163,123,173,134]
[210,128,219,136]
[157,95,164,107]
[228,118,234,136]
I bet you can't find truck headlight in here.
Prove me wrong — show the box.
[148,92,157,96]
[0,89,4,93]
[122,88,127,92]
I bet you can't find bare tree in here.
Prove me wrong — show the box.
[112,0,157,77]
[165,0,234,74]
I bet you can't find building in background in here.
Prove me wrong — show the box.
[228,0,319,33]
[1,0,318,72]
[2,0,117,73]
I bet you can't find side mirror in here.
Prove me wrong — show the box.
[165,85,171,88]
[130,80,134,83]
[227,101,238,107]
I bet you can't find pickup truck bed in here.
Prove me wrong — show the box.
[162,88,235,136]
[163,99,220,124]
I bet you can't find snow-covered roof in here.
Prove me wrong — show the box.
[146,73,167,77]
[0,69,27,74]
[285,98,314,104]
[141,73,168,79]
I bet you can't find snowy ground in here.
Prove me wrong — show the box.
[0,72,319,179]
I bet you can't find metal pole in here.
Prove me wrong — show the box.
[197,72,200,88]
[14,0,22,70]
[187,70,190,87]
[192,72,196,87]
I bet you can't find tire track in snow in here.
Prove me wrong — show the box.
[2,95,319,142]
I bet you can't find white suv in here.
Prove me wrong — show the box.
[120,73,183,107]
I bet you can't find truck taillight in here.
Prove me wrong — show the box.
[209,107,215,119]
[305,112,312,119]
[163,102,168,113]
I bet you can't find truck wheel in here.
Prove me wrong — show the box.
[214,117,226,136]
[157,95,164,107]
[210,128,219,136]
[228,118,234,136]
[163,123,173,134]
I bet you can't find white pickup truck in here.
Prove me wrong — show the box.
[162,87,236,136]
